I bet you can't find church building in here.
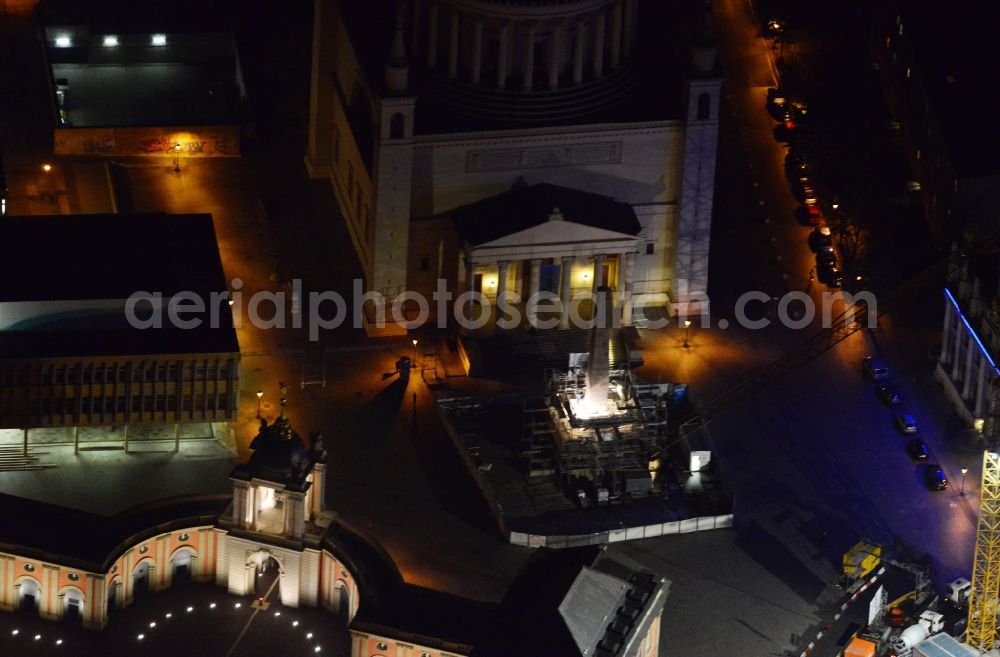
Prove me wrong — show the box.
[305,0,723,333]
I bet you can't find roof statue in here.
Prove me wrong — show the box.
[239,381,319,489]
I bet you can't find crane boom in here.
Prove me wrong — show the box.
[967,448,1000,652]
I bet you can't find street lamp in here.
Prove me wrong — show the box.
[412,339,418,363]
[256,390,263,419]
[173,142,182,172]
[961,467,969,496]
[683,320,692,349]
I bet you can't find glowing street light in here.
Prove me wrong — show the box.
[173,142,182,172]
[256,390,263,419]
[412,339,418,363]
[683,320,692,349]
[41,163,52,173]
[961,467,969,496]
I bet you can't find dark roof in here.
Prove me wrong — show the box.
[476,547,599,656]
[0,213,229,302]
[335,0,395,95]
[0,493,229,571]
[901,0,1000,179]
[40,0,231,33]
[473,547,668,657]
[450,184,641,247]
[559,567,631,656]
[0,326,239,359]
[233,415,319,489]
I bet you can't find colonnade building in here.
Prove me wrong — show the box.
[936,249,1000,430]
[0,213,240,457]
[306,0,723,333]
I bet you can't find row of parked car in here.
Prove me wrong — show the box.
[863,356,947,490]
[767,88,846,290]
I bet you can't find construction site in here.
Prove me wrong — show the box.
[437,289,732,538]
[802,378,1000,657]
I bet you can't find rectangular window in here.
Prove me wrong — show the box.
[645,242,655,255]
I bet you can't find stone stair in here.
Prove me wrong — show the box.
[0,446,56,471]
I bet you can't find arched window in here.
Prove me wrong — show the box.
[697,93,711,120]
[389,112,405,139]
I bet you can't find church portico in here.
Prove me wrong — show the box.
[422,183,643,329]
[464,245,637,329]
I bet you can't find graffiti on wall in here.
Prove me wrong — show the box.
[55,126,240,157]
[83,139,116,154]
[138,138,232,156]
[140,137,176,154]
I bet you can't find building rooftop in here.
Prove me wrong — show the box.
[901,0,1000,179]
[0,492,229,571]
[41,0,241,127]
[0,213,229,302]
[0,213,238,359]
[476,546,668,657]
[450,183,641,247]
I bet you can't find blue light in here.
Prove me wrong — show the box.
[945,288,999,375]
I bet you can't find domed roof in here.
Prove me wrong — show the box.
[246,417,313,485]
[235,383,319,489]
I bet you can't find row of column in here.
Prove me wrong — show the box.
[940,299,995,418]
[426,0,637,91]
[465,253,636,329]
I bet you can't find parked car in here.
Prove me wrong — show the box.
[782,109,797,130]
[896,413,918,434]
[790,99,809,120]
[863,356,889,381]
[809,226,833,252]
[767,87,787,108]
[795,205,823,226]
[924,464,948,490]
[877,384,901,405]
[907,439,930,461]
[816,250,837,269]
[819,264,843,288]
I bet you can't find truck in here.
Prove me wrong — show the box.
[840,540,883,589]
[945,578,971,610]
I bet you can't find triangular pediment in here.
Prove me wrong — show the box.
[474,219,639,250]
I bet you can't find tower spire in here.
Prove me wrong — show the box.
[691,1,719,76]
[384,6,410,93]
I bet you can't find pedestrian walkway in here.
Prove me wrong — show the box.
[0,440,235,515]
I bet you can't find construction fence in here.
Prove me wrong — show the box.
[510,512,734,548]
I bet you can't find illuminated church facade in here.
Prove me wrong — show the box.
[305,0,723,332]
